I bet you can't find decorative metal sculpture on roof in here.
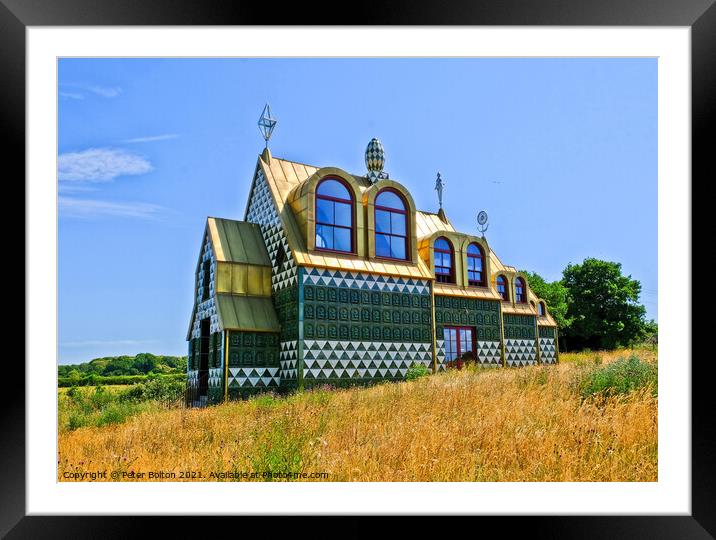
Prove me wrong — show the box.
[365,138,388,184]
[477,210,489,236]
[434,172,445,209]
[257,103,277,149]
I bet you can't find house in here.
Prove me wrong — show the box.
[186,128,558,406]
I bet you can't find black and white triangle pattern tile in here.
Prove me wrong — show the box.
[191,240,221,337]
[245,170,298,291]
[505,339,537,366]
[303,267,430,295]
[539,338,557,364]
[280,340,298,379]
[187,369,198,390]
[302,340,432,379]
[208,367,223,389]
[227,367,281,388]
[435,339,447,371]
[477,341,502,365]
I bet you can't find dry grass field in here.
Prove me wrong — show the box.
[58,347,657,482]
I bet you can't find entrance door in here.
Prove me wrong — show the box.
[443,326,475,368]
[198,319,210,401]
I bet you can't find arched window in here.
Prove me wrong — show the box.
[375,189,408,260]
[434,237,455,283]
[496,275,509,301]
[315,178,353,253]
[467,243,485,286]
[538,302,546,316]
[515,277,527,303]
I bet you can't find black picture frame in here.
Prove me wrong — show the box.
[8,0,710,536]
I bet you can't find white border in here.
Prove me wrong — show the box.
[27,27,690,515]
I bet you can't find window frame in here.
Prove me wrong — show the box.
[374,188,409,261]
[443,325,476,368]
[314,176,355,255]
[496,274,509,301]
[466,242,486,287]
[515,277,527,304]
[433,236,455,284]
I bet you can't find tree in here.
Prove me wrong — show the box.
[562,258,646,350]
[521,270,572,333]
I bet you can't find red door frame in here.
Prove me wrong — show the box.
[443,325,476,369]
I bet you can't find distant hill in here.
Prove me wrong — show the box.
[59,353,187,379]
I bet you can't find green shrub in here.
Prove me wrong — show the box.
[119,378,184,403]
[251,393,279,409]
[96,402,139,427]
[577,354,657,399]
[406,362,431,381]
[58,373,185,387]
[250,416,307,478]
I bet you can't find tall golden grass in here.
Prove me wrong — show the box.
[58,348,657,482]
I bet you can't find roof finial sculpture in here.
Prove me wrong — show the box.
[477,210,489,237]
[365,138,388,184]
[257,103,277,150]
[434,172,445,209]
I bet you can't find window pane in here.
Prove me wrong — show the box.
[390,236,406,259]
[376,210,391,233]
[467,244,480,255]
[334,227,352,252]
[316,224,333,249]
[376,233,391,257]
[316,199,333,224]
[317,179,350,200]
[435,238,450,251]
[391,213,406,235]
[334,201,352,227]
[376,190,404,210]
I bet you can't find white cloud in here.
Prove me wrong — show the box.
[58,148,153,182]
[121,134,180,144]
[59,91,85,100]
[88,85,122,98]
[59,83,122,99]
[59,197,167,220]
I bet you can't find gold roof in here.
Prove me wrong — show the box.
[433,283,502,300]
[207,218,271,266]
[255,154,433,280]
[248,153,556,325]
[415,210,456,238]
[216,294,280,332]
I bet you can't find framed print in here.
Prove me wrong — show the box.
[8,0,712,536]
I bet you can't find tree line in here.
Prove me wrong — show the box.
[523,257,657,351]
[58,352,187,385]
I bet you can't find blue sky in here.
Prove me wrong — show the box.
[58,58,657,364]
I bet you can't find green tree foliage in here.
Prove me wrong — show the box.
[562,258,647,350]
[58,353,187,381]
[521,271,572,332]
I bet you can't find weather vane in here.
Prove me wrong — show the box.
[477,210,489,236]
[257,103,277,149]
[434,172,445,209]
